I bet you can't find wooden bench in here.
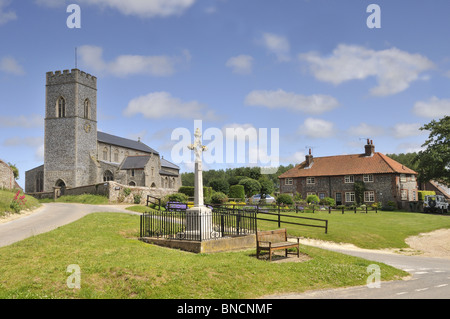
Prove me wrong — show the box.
[256,229,299,261]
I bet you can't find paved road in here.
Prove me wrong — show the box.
[0,203,136,248]
[267,245,450,299]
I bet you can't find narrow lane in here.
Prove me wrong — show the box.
[0,203,135,248]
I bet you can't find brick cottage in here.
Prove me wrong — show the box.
[279,140,418,207]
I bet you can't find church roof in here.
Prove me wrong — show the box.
[161,157,180,170]
[97,131,159,155]
[120,155,151,170]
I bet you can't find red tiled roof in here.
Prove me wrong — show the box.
[279,152,417,178]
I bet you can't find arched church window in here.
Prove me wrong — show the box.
[57,97,66,118]
[103,147,108,161]
[84,99,90,119]
[103,170,114,182]
[113,149,119,163]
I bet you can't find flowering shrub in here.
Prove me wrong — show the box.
[10,190,27,213]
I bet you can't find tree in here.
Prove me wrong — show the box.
[209,179,229,195]
[228,185,245,201]
[354,181,366,205]
[258,176,274,198]
[7,162,19,180]
[238,178,261,197]
[415,116,450,186]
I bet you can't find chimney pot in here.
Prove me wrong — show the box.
[365,140,375,156]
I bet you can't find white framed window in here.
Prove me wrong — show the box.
[400,174,406,183]
[344,175,354,183]
[306,192,316,197]
[306,177,315,185]
[345,192,355,203]
[285,178,293,185]
[319,192,326,200]
[410,175,416,182]
[364,191,375,202]
[411,190,417,201]
[363,174,374,182]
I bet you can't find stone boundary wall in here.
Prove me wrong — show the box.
[27,181,178,204]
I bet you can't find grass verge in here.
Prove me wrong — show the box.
[39,194,109,205]
[0,213,407,299]
[257,209,450,249]
[0,189,41,217]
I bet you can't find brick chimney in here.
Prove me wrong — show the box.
[364,139,375,157]
[305,149,314,168]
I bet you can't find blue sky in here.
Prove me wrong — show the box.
[1,0,450,188]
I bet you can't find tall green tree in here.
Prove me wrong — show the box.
[415,116,450,185]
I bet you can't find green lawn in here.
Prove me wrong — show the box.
[0,213,407,299]
[256,209,450,249]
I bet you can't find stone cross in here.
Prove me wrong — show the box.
[188,128,207,207]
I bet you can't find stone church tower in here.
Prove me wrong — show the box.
[25,68,181,195]
[44,69,98,192]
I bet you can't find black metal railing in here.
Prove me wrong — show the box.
[140,208,257,241]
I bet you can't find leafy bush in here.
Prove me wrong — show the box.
[133,193,142,204]
[306,194,320,204]
[228,185,245,201]
[211,192,228,204]
[162,193,188,207]
[123,188,131,197]
[383,201,397,211]
[209,179,229,195]
[178,186,212,199]
[10,190,26,213]
[276,194,293,205]
[238,178,261,197]
[320,197,335,206]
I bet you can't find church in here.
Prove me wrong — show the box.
[25,69,181,194]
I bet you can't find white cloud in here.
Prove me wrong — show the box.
[2,137,43,147]
[123,92,217,120]
[0,56,25,75]
[299,118,335,138]
[244,89,339,115]
[299,44,435,96]
[395,142,425,154]
[0,0,16,25]
[391,123,424,139]
[260,33,291,62]
[281,151,305,165]
[0,114,43,128]
[78,45,188,77]
[226,55,253,75]
[413,96,450,119]
[36,0,196,18]
[347,122,385,138]
[348,122,425,139]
